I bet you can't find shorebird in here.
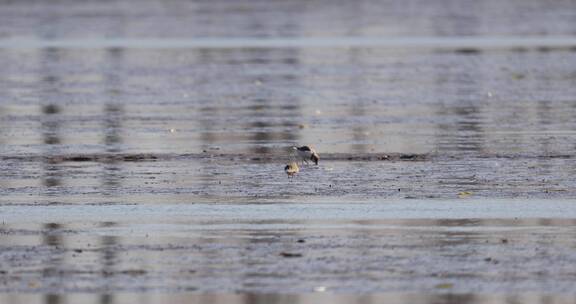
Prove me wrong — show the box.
[292,146,319,165]
[284,162,299,178]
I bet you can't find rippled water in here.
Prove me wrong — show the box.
[1,46,576,202]
[3,201,576,296]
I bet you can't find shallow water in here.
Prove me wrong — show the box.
[1,46,576,201]
[2,201,576,294]
[1,0,576,300]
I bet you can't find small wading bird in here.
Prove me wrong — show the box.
[293,146,319,165]
[284,162,300,178]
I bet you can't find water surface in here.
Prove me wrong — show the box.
[1,0,576,300]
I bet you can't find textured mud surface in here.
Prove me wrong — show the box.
[1,0,576,302]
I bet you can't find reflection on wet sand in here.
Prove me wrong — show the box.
[38,49,66,304]
[41,104,63,192]
[101,49,125,197]
[42,223,64,304]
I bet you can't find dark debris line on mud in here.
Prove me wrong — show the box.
[3,151,574,163]
[0,152,427,163]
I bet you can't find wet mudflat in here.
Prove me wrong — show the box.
[2,0,576,302]
[3,201,576,297]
